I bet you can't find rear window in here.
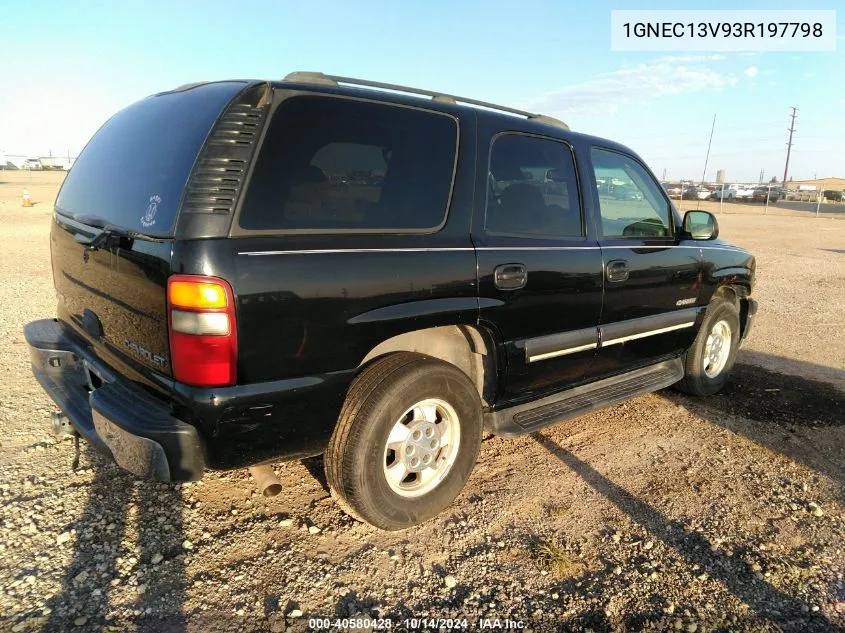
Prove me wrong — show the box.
[486,133,582,237]
[56,82,245,236]
[238,96,458,232]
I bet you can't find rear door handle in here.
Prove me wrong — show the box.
[606,259,629,282]
[494,263,527,290]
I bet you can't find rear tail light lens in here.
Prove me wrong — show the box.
[171,310,230,336]
[167,275,237,387]
[168,280,228,309]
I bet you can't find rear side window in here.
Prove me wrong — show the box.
[486,134,582,238]
[238,96,458,232]
[56,82,244,236]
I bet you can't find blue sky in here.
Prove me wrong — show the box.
[1,0,843,182]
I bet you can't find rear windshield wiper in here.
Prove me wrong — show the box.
[57,211,163,249]
[74,224,156,250]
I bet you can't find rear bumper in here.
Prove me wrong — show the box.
[24,318,205,481]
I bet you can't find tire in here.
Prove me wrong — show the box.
[325,353,483,530]
[676,297,741,396]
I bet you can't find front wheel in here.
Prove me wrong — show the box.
[325,353,482,530]
[676,297,741,396]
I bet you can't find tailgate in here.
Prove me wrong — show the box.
[52,216,174,374]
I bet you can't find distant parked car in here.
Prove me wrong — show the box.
[679,186,699,200]
[694,187,713,200]
[613,185,644,201]
[823,190,844,202]
[23,158,42,170]
[662,183,684,198]
[751,187,780,203]
[733,185,755,201]
[712,184,735,200]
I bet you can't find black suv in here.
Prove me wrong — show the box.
[25,73,757,530]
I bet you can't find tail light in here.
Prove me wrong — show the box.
[167,275,237,387]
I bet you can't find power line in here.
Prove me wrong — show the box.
[783,107,797,184]
[700,114,716,185]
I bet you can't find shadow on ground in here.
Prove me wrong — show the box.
[662,354,845,504]
[533,433,839,632]
[43,447,187,632]
[301,455,330,494]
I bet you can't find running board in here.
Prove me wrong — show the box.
[485,357,684,436]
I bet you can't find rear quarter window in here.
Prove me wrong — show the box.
[238,96,458,232]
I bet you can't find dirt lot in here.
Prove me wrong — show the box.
[0,171,843,632]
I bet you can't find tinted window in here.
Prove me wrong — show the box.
[591,149,672,239]
[56,82,244,235]
[486,134,581,237]
[238,97,457,231]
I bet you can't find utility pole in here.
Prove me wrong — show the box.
[700,114,716,185]
[662,168,667,181]
[816,179,825,217]
[783,107,797,184]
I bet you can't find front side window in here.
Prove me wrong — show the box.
[591,148,672,239]
[238,96,457,232]
[486,134,582,238]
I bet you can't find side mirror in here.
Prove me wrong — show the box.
[682,210,719,240]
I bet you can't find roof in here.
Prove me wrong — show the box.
[279,71,570,130]
[272,72,646,165]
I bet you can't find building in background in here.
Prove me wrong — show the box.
[716,169,726,184]
[39,156,74,170]
[785,177,845,191]
[1,152,76,170]
[16,156,74,170]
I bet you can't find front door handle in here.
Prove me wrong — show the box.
[606,259,629,282]
[494,263,527,290]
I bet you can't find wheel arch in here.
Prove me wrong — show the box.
[360,325,498,407]
[712,283,744,306]
[711,283,752,336]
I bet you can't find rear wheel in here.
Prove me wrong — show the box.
[676,297,741,396]
[325,353,482,530]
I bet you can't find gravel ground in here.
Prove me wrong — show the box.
[1,172,843,632]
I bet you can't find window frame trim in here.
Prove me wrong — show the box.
[590,146,676,242]
[230,93,461,236]
[483,131,587,241]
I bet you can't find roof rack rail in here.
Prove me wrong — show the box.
[282,71,569,131]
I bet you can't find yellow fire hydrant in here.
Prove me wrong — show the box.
[22,190,33,207]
